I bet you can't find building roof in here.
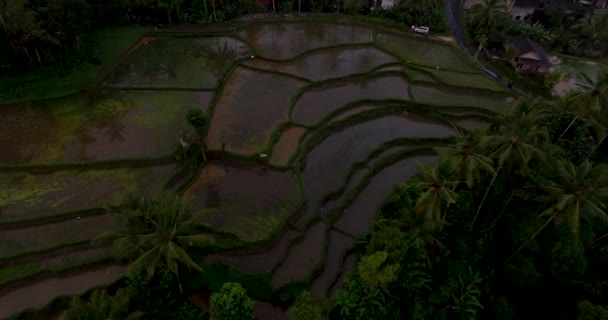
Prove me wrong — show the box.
[513,0,542,8]
[505,36,551,67]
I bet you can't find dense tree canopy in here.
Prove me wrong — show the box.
[210,282,254,320]
[333,86,608,319]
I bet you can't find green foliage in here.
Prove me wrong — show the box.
[357,251,400,289]
[127,272,207,320]
[578,300,608,320]
[210,282,254,320]
[185,262,277,301]
[187,108,209,132]
[415,163,459,228]
[286,291,329,320]
[333,92,608,320]
[58,289,142,320]
[97,192,214,279]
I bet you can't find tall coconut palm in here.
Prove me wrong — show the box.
[58,289,142,320]
[537,93,605,140]
[415,164,459,229]
[474,33,488,62]
[473,110,546,228]
[534,160,608,238]
[468,0,509,35]
[435,128,494,190]
[97,192,214,292]
[573,66,608,115]
[574,14,608,50]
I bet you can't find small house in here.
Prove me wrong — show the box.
[505,36,551,76]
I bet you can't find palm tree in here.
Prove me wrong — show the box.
[97,193,214,293]
[58,289,142,320]
[474,34,488,62]
[573,66,608,116]
[468,0,509,35]
[473,109,546,228]
[435,129,495,190]
[574,14,608,52]
[537,93,605,140]
[534,160,608,238]
[415,164,459,229]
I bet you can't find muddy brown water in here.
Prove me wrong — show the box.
[206,67,304,155]
[0,265,126,319]
[269,127,306,166]
[105,36,249,88]
[271,222,327,289]
[294,115,452,229]
[320,168,370,221]
[334,155,438,238]
[0,214,121,261]
[186,162,301,242]
[328,104,378,123]
[245,46,396,81]
[240,23,372,60]
[330,253,357,294]
[0,164,177,223]
[411,83,513,112]
[453,117,482,130]
[203,229,302,273]
[310,231,356,297]
[292,75,410,126]
[254,300,286,320]
[319,145,412,220]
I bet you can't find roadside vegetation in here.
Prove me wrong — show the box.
[463,0,607,96]
[466,0,608,59]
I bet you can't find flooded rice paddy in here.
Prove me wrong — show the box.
[206,67,305,154]
[292,75,410,126]
[186,162,302,242]
[240,23,372,60]
[245,46,397,81]
[0,18,512,318]
[105,36,250,88]
[269,127,306,166]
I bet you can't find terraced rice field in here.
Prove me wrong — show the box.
[0,17,515,319]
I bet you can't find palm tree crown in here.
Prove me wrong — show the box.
[415,164,459,228]
[541,160,608,232]
[468,0,509,34]
[482,109,546,170]
[435,128,494,189]
[98,192,214,279]
[573,66,608,115]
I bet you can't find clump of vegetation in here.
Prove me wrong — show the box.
[286,291,330,320]
[58,289,143,320]
[97,192,214,291]
[210,282,254,320]
[330,76,608,317]
[187,109,209,133]
[466,0,608,58]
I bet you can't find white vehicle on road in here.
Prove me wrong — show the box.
[411,25,430,35]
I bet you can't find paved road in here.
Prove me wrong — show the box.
[445,0,534,99]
